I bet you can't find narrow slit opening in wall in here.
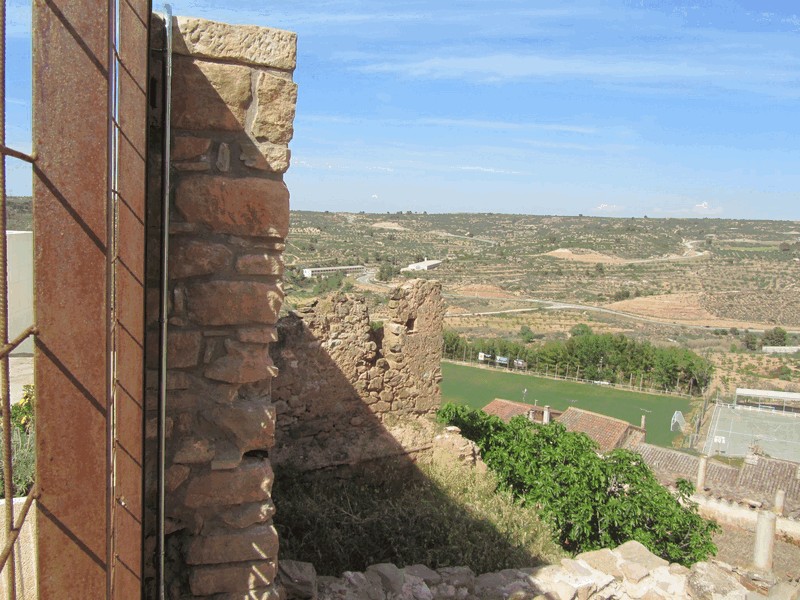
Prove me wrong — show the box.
[405,317,416,332]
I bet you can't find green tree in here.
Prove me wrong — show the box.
[762,327,788,347]
[570,323,593,337]
[437,404,718,565]
[519,325,535,343]
[743,331,760,351]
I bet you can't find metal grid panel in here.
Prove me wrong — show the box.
[0,1,39,599]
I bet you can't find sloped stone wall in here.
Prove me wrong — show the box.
[147,15,297,599]
[270,279,445,471]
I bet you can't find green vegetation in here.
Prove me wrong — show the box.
[0,385,36,498]
[438,404,718,565]
[440,362,690,447]
[444,329,713,395]
[273,450,563,575]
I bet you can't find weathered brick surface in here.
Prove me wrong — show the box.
[252,72,298,145]
[169,238,233,279]
[186,524,279,565]
[151,14,295,599]
[172,56,252,131]
[270,280,444,471]
[187,281,283,326]
[174,16,297,70]
[183,459,274,508]
[175,175,290,238]
[189,561,278,596]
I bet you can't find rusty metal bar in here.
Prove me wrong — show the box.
[0,0,19,595]
[0,326,38,361]
[0,147,35,165]
[33,0,112,595]
[0,485,38,574]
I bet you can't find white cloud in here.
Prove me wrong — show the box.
[457,166,522,175]
[594,203,624,213]
[371,194,379,199]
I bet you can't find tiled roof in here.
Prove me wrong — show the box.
[482,399,562,423]
[557,407,644,452]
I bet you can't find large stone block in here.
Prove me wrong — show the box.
[172,56,252,131]
[240,142,291,173]
[174,16,296,70]
[206,340,278,384]
[189,560,277,596]
[184,458,273,508]
[236,253,285,276]
[169,238,233,279]
[187,281,283,326]
[186,524,279,565]
[213,398,277,452]
[252,72,298,145]
[175,175,289,238]
[167,330,203,368]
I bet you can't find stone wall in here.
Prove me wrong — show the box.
[270,279,445,471]
[145,15,297,599]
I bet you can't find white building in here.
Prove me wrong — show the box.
[401,259,442,272]
[302,265,366,278]
[7,231,33,354]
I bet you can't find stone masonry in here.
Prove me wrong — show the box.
[270,279,445,471]
[149,15,297,599]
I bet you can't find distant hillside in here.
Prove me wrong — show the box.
[6,196,32,231]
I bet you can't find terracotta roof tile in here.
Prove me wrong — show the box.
[556,407,644,452]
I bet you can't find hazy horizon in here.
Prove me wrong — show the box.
[5,0,799,220]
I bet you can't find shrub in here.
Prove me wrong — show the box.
[0,385,36,498]
[437,403,718,565]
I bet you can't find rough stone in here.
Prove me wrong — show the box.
[187,280,283,326]
[217,142,231,172]
[238,326,279,344]
[366,564,405,595]
[173,16,297,70]
[768,582,800,600]
[236,253,285,276]
[169,238,233,279]
[620,560,650,584]
[175,174,290,238]
[404,565,441,586]
[206,340,278,384]
[613,541,669,571]
[220,501,276,529]
[213,398,276,453]
[167,330,203,368]
[172,135,211,161]
[687,562,748,600]
[172,56,252,131]
[183,458,273,508]
[186,524,278,565]
[279,560,317,600]
[437,567,474,590]
[165,464,190,492]
[252,71,298,144]
[574,549,622,581]
[189,560,277,596]
[174,438,215,464]
[240,142,291,173]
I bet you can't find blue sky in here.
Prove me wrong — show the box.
[5,1,799,219]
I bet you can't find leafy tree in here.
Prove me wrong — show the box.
[743,331,760,351]
[762,327,788,347]
[519,325,535,343]
[570,323,593,337]
[437,404,718,565]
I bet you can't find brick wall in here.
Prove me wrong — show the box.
[270,279,445,471]
[146,15,297,598]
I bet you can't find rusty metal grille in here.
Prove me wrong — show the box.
[0,0,38,598]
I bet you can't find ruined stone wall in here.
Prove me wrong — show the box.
[270,279,445,471]
[145,15,297,599]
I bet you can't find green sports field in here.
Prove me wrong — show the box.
[441,362,692,448]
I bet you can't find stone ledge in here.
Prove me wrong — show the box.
[173,16,297,70]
